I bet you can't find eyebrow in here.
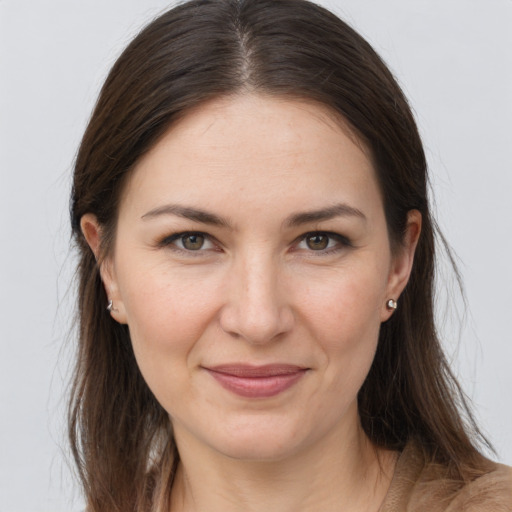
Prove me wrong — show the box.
[284,203,367,227]
[141,202,366,228]
[141,204,231,227]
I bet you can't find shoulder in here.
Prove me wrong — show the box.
[380,442,512,512]
[446,462,512,511]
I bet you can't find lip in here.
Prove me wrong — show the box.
[203,364,308,398]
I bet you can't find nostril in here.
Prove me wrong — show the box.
[218,258,294,344]
[218,299,294,344]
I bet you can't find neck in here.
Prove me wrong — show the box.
[169,408,396,512]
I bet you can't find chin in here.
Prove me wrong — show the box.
[200,414,317,462]
[214,436,301,462]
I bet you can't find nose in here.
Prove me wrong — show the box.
[219,250,294,344]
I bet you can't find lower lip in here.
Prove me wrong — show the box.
[205,369,307,398]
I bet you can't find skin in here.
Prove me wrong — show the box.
[82,94,421,512]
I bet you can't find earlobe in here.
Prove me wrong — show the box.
[80,214,127,324]
[382,210,422,320]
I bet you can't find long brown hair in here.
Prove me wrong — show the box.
[69,0,490,510]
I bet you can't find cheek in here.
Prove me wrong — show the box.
[120,261,217,335]
[299,261,387,336]
[296,263,387,381]
[115,263,222,395]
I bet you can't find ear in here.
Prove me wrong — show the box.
[381,210,422,321]
[80,213,127,324]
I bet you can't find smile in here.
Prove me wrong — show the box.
[203,364,309,398]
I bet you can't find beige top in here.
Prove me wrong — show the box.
[380,442,512,511]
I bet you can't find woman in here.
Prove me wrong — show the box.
[69,0,512,510]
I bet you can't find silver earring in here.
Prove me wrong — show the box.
[386,299,397,310]
[107,299,117,312]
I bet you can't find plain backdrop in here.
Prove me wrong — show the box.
[1,1,511,510]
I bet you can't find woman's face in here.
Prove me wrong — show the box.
[83,94,419,461]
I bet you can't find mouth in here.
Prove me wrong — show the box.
[202,364,308,398]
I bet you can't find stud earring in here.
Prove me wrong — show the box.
[386,299,397,310]
[106,299,118,312]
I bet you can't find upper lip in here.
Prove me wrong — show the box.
[204,364,308,377]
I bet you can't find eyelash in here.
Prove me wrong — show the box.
[158,231,220,255]
[293,231,353,255]
[158,230,352,256]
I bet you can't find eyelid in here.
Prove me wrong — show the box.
[158,231,220,253]
[292,231,353,253]
[156,230,352,255]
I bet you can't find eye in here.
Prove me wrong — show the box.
[160,232,217,252]
[295,231,350,253]
[179,233,207,251]
[304,233,330,250]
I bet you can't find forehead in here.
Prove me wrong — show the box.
[121,94,382,222]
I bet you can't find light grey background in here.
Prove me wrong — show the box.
[1,1,511,510]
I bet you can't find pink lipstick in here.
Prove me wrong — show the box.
[204,364,307,398]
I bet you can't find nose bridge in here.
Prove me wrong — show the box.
[241,248,276,313]
[220,245,292,343]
